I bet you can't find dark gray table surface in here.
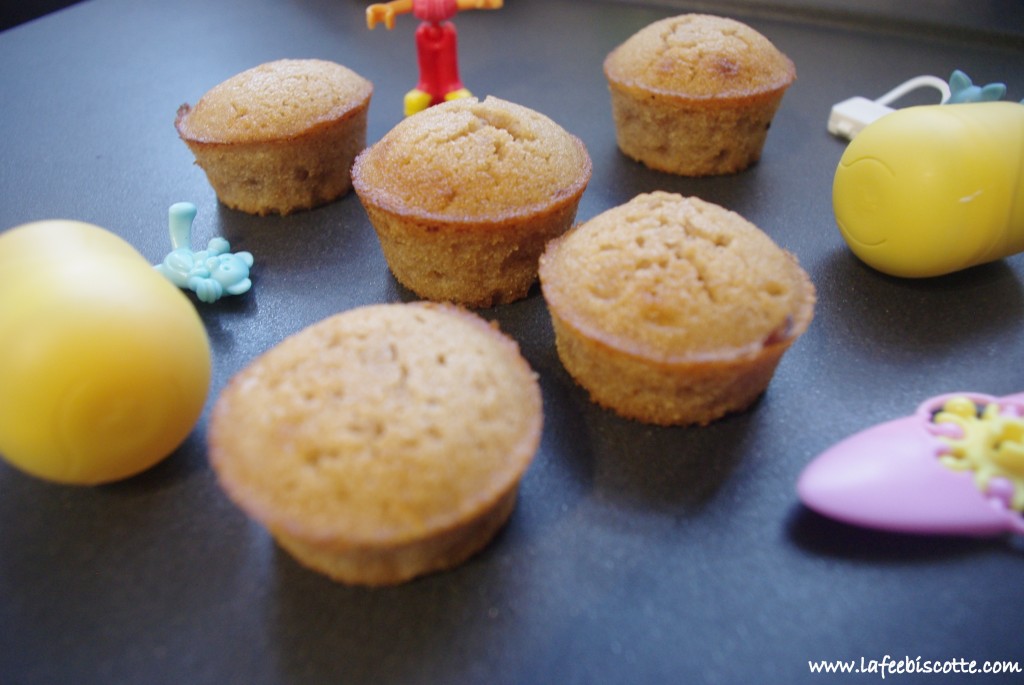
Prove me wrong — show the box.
[2,1,1023,683]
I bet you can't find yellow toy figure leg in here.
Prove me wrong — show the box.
[404,87,471,117]
[444,87,472,102]
[404,88,433,117]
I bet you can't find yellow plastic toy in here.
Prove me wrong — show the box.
[0,220,211,485]
[833,100,1024,278]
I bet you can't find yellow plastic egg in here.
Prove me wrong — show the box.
[0,220,211,484]
[833,101,1024,277]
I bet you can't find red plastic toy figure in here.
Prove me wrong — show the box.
[366,0,503,117]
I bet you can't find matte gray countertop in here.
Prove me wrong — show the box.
[2,1,1023,683]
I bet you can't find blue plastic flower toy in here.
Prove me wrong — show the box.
[155,202,254,303]
[946,69,1007,104]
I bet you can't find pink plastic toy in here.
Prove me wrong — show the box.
[797,392,1024,536]
[366,0,503,117]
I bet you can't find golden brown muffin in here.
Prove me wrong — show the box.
[207,302,542,586]
[176,59,372,215]
[539,192,814,426]
[603,14,796,176]
[351,96,591,308]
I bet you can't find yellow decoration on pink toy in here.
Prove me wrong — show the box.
[935,396,1024,511]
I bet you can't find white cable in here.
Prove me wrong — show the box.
[875,75,951,107]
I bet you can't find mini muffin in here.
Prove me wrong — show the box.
[207,302,542,586]
[176,59,372,215]
[539,192,814,426]
[352,96,591,308]
[603,14,796,176]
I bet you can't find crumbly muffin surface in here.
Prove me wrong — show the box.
[353,96,590,220]
[540,192,812,360]
[209,303,541,545]
[177,59,373,144]
[604,14,795,99]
